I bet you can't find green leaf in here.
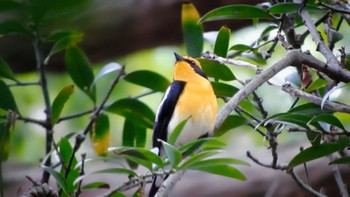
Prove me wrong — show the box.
[108,192,127,197]
[124,70,170,92]
[268,3,323,14]
[59,138,76,169]
[90,113,110,156]
[242,53,266,65]
[0,20,31,36]
[214,26,231,57]
[45,32,84,63]
[211,82,238,97]
[198,59,235,81]
[0,58,17,82]
[168,119,188,145]
[42,166,68,194]
[305,78,328,92]
[179,150,222,169]
[199,5,273,23]
[288,103,333,115]
[229,44,253,52]
[330,156,350,165]
[264,113,312,130]
[179,138,224,156]
[190,164,246,180]
[91,167,138,177]
[215,115,247,137]
[122,119,147,168]
[258,25,278,42]
[109,147,164,170]
[186,158,250,169]
[93,62,123,85]
[81,182,110,190]
[51,85,74,125]
[65,46,95,101]
[160,140,182,167]
[0,79,17,112]
[106,98,155,129]
[308,114,345,131]
[306,131,321,147]
[0,0,22,11]
[288,143,346,170]
[0,123,10,161]
[182,2,203,57]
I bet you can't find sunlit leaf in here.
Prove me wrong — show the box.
[0,79,17,112]
[199,5,273,23]
[91,113,110,156]
[214,26,231,57]
[0,58,17,82]
[93,62,123,85]
[305,78,328,92]
[168,119,188,145]
[182,2,203,57]
[65,46,95,101]
[288,143,346,170]
[106,98,155,129]
[124,70,170,92]
[51,85,74,125]
[160,140,182,167]
[198,59,235,81]
[215,115,247,137]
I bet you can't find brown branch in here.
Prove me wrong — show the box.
[281,83,350,113]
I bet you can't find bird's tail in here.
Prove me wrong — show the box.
[148,175,160,197]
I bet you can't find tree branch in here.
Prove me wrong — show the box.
[290,168,327,197]
[281,83,350,113]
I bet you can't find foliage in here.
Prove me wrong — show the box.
[1,0,350,197]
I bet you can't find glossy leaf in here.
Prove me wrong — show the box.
[305,78,328,92]
[186,158,250,169]
[59,138,77,169]
[106,98,155,129]
[308,114,345,131]
[288,143,346,170]
[45,32,84,63]
[160,140,182,167]
[42,166,68,194]
[82,182,110,190]
[124,70,170,92]
[288,103,333,115]
[0,58,17,82]
[229,44,253,52]
[93,62,123,85]
[199,5,273,23]
[91,168,137,177]
[91,114,110,156]
[198,59,235,81]
[215,115,247,137]
[211,82,239,97]
[65,46,95,101]
[214,26,231,57]
[182,3,203,57]
[264,113,312,130]
[268,3,323,14]
[179,138,224,156]
[109,147,164,169]
[51,85,74,125]
[0,79,17,112]
[0,123,10,161]
[190,163,246,180]
[168,119,188,145]
[179,150,222,169]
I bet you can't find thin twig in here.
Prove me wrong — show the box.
[329,154,349,197]
[281,83,350,114]
[246,151,287,170]
[7,81,40,87]
[290,168,327,197]
[103,174,153,196]
[201,51,262,74]
[75,153,87,197]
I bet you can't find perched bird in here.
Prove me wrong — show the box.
[149,53,217,196]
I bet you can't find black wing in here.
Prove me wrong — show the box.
[153,80,185,150]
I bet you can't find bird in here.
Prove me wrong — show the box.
[149,53,217,197]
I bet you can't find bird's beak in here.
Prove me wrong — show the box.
[174,53,184,62]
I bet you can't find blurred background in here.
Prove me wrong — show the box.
[2,0,350,196]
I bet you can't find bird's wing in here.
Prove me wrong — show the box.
[153,80,186,150]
